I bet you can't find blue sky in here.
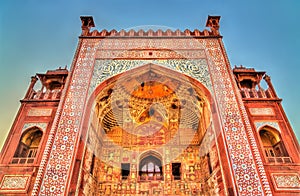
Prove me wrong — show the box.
[0,0,299,149]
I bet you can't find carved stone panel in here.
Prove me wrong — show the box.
[27,108,53,116]
[0,175,31,193]
[272,173,300,190]
[249,108,274,116]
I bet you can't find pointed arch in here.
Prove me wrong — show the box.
[258,125,289,161]
[255,121,281,133]
[12,127,43,164]
[90,63,213,105]
[80,63,214,144]
[139,150,162,161]
[138,150,163,181]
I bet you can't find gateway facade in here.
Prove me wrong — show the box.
[0,16,299,195]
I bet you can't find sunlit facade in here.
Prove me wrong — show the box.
[0,16,299,195]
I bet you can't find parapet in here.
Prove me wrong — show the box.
[80,15,222,37]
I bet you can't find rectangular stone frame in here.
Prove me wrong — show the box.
[32,37,271,195]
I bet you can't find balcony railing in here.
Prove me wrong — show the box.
[32,90,61,99]
[240,88,275,99]
[267,156,292,164]
[11,157,35,164]
[28,89,62,100]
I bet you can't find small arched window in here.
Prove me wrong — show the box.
[12,128,43,164]
[139,155,162,180]
[259,127,290,163]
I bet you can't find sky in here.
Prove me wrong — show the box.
[0,0,299,150]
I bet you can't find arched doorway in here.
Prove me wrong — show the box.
[76,63,226,195]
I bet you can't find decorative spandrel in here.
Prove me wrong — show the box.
[89,59,212,95]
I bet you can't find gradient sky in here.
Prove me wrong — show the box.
[0,0,299,150]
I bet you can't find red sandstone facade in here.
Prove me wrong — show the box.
[0,16,299,195]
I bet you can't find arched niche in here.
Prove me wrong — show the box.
[139,158,162,181]
[12,127,43,164]
[75,63,226,196]
[259,126,289,158]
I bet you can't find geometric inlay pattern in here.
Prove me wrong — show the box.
[200,39,269,195]
[36,39,98,195]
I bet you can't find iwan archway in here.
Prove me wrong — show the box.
[75,64,231,195]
